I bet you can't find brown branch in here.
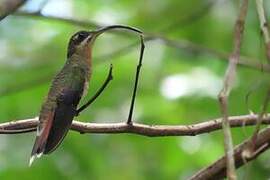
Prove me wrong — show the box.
[250,0,270,153]
[0,114,269,135]
[3,115,270,179]
[0,0,26,21]
[255,0,270,64]
[218,0,249,179]
[189,126,270,180]
[2,115,270,179]
[13,11,270,73]
[250,89,270,148]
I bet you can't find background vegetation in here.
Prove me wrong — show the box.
[0,0,269,179]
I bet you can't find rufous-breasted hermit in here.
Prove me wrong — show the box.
[29,25,143,166]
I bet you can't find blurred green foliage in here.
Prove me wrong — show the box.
[0,0,269,179]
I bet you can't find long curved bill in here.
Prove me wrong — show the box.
[90,25,143,40]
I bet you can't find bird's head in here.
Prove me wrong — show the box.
[67,25,142,58]
[67,28,112,58]
[67,31,96,58]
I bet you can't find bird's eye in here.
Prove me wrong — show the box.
[78,33,85,39]
[73,32,88,42]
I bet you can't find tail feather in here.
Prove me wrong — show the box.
[29,111,54,166]
[29,152,43,167]
[43,105,76,154]
[29,155,36,167]
[29,88,80,165]
[29,135,47,166]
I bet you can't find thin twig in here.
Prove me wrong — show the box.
[218,0,249,179]
[250,89,270,148]
[249,0,270,149]
[76,64,113,115]
[0,114,269,135]
[127,35,145,124]
[189,126,270,180]
[255,0,270,64]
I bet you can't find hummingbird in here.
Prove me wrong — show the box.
[29,25,143,166]
[29,30,101,166]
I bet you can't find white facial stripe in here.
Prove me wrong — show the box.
[80,35,92,46]
[73,34,79,41]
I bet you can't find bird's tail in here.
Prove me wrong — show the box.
[29,134,47,166]
[29,113,54,166]
[29,102,77,166]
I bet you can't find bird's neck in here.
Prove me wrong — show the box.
[67,52,92,79]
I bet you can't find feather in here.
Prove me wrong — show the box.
[44,89,80,154]
[29,65,87,165]
[29,110,54,166]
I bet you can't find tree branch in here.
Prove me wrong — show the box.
[13,11,270,73]
[255,0,270,63]
[249,0,270,155]
[218,0,249,179]
[0,0,26,21]
[1,115,270,179]
[190,126,270,180]
[0,114,269,136]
